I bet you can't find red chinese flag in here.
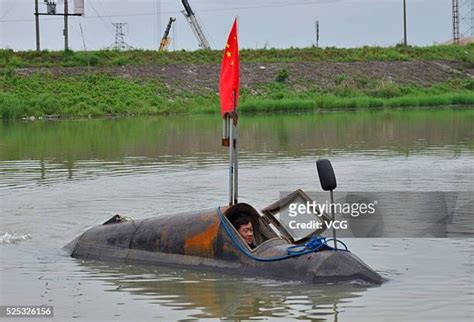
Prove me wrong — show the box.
[219,19,240,118]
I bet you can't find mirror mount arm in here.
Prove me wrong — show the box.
[316,159,338,250]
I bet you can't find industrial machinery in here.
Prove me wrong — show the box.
[180,0,211,49]
[159,17,176,51]
[44,1,56,15]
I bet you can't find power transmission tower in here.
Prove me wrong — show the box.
[460,0,473,38]
[453,0,460,43]
[109,23,133,50]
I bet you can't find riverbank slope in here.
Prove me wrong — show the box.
[1,45,473,119]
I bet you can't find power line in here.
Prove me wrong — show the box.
[96,0,114,27]
[86,0,114,36]
[0,3,16,20]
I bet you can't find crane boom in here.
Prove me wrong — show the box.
[180,0,210,49]
[159,17,176,51]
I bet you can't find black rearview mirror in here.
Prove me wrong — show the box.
[316,159,337,191]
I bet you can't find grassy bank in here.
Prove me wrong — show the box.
[1,44,473,68]
[1,45,473,119]
[1,72,473,119]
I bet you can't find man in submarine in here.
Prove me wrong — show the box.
[230,214,256,249]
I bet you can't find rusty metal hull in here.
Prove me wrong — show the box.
[65,205,383,284]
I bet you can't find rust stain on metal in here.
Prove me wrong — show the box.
[185,219,220,257]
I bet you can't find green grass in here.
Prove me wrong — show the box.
[238,80,474,111]
[1,43,473,68]
[239,93,474,113]
[0,72,221,119]
[1,72,473,119]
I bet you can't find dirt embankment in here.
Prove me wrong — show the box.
[14,60,474,93]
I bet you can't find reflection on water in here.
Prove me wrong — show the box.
[2,109,473,161]
[1,238,472,321]
[1,108,472,189]
[76,259,370,321]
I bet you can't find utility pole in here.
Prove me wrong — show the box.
[64,0,69,51]
[35,0,40,51]
[403,0,407,45]
[34,1,83,51]
[315,20,319,47]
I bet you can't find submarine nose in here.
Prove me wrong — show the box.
[311,251,384,284]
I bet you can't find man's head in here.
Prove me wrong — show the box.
[230,214,254,246]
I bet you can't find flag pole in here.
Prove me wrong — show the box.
[233,16,239,205]
[233,90,238,205]
[221,17,239,206]
[228,112,234,205]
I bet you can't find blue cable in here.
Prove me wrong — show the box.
[216,207,349,262]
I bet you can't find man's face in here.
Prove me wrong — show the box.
[238,222,254,245]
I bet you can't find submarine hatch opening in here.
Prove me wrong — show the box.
[223,203,285,251]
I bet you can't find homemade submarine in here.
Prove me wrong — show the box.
[65,160,383,285]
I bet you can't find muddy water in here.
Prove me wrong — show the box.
[1,108,473,321]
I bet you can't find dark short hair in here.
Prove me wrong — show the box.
[230,214,253,230]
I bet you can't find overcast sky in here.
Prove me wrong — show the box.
[0,0,465,51]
